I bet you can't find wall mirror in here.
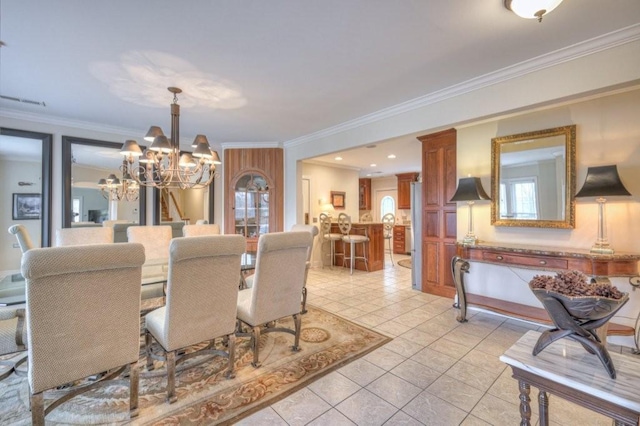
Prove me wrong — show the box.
[491,125,576,229]
[152,184,214,225]
[62,136,147,228]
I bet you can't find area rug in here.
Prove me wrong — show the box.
[0,306,390,425]
[397,258,412,269]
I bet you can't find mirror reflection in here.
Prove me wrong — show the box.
[491,125,576,229]
[62,137,146,228]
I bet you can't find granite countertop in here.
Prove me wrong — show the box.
[462,241,640,261]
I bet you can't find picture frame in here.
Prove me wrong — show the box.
[331,191,346,209]
[12,193,41,220]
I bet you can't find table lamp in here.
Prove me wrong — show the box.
[575,165,631,254]
[451,177,491,245]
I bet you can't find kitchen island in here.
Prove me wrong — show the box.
[330,222,384,272]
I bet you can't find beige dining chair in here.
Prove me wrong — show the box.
[0,307,27,381]
[55,227,114,246]
[127,225,172,300]
[144,235,245,403]
[8,225,35,253]
[102,219,130,227]
[182,223,221,237]
[290,224,319,314]
[236,231,312,367]
[22,243,145,425]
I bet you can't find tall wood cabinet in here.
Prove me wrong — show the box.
[417,129,457,297]
[359,178,371,210]
[224,148,284,251]
[396,172,419,209]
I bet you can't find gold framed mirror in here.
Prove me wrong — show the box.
[491,125,576,228]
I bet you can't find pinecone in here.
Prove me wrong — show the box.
[529,270,624,299]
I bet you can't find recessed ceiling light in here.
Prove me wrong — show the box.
[387,154,396,159]
[370,163,377,167]
[334,156,343,161]
[366,173,372,177]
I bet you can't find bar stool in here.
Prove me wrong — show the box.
[319,213,343,268]
[382,213,395,267]
[338,213,369,274]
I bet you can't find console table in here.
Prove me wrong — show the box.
[452,242,640,336]
[501,330,640,426]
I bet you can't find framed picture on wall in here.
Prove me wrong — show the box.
[12,193,41,220]
[331,191,346,209]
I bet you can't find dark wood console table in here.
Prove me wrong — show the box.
[452,242,640,336]
[501,330,640,426]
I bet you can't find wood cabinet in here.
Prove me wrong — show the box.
[396,172,419,210]
[359,178,371,210]
[224,148,283,252]
[393,226,406,254]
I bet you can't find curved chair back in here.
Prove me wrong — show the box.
[241,232,312,325]
[55,227,114,246]
[8,225,35,253]
[319,213,331,237]
[337,213,351,235]
[360,212,373,222]
[382,213,395,238]
[290,224,319,263]
[22,243,145,395]
[182,224,221,237]
[162,235,244,351]
[102,219,130,227]
[127,225,172,262]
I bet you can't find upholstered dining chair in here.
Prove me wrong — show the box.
[127,225,172,300]
[319,213,343,268]
[0,307,27,381]
[8,224,35,253]
[195,219,208,225]
[182,223,221,237]
[144,235,245,403]
[102,219,130,227]
[55,227,114,246]
[338,213,369,274]
[382,213,396,267]
[236,231,312,367]
[291,224,319,314]
[22,243,145,425]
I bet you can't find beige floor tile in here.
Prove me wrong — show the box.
[271,388,331,426]
[364,347,407,370]
[399,328,439,346]
[390,359,442,389]
[426,375,485,412]
[234,407,287,425]
[440,327,486,348]
[428,337,473,360]
[336,389,398,425]
[471,393,538,426]
[374,320,413,337]
[410,347,458,373]
[335,306,368,319]
[383,410,425,425]
[459,348,508,375]
[357,313,390,327]
[383,337,426,357]
[366,372,422,408]
[459,414,491,425]
[307,408,356,426]
[445,360,501,392]
[402,390,468,426]
[307,371,361,406]
[338,358,386,387]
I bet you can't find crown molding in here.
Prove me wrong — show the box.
[284,24,640,148]
[220,141,282,149]
[302,158,361,172]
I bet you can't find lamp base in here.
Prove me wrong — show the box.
[590,243,614,255]
[462,235,479,246]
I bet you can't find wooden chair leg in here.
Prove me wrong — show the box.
[292,313,301,352]
[166,350,177,403]
[145,331,154,371]
[225,333,236,379]
[30,391,45,426]
[129,360,139,418]
[251,325,262,368]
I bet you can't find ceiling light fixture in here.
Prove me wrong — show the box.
[97,159,140,202]
[335,156,343,161]
[370,163,377,167]
[387,154,396,159]
[504,0,563,22]
[120,87,221,189]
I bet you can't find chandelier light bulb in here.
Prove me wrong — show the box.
[504,0,564,22]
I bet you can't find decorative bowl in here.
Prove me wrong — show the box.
[530,287,629,321]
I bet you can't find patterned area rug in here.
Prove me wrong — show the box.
[397,258,412,269]
[0,306,389,425]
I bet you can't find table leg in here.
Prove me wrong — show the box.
[538,390,549,426]
[518,380,532,426]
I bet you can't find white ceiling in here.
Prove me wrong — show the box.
[1,1,640,175]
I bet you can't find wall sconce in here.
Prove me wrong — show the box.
[575,165,631,254]
[504,0,564,22]
[451,177,491,246]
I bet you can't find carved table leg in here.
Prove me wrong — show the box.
[538,390,549,426]
[451,256,470,323]
[518,380,532,426]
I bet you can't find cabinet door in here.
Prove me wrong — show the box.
[397,179,411,209]
[359,178,371,210]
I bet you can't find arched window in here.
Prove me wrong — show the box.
[380,196,395,218]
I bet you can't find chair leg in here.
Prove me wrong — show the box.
[225,333,236,379]
[251,325,262,368]
[388,238,395,266]
[30,392,44,426]
[166,350,177,404]
[301,286,308,314]
[129,360,139,418]
[292,314,302,352]
[350,241,355,274]
[145,331,154,371]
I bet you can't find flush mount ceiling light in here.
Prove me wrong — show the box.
[387,154,396,159]
[335,156,343,161]
[504,0,564,22]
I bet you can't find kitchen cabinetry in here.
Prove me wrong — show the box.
[396,172,419,210]
[359,178,371,210]
[224,148,283,251]
[393,226,406,254]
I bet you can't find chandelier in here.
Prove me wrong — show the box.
[119,87,221,189]
[97,158,140,202]
[504,0,564,22]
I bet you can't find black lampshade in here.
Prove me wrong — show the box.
[450,177,491,202]
[575,165,631,198]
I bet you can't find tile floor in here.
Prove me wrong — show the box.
[236,255,633,426]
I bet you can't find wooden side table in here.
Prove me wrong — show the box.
[500,330,640,426]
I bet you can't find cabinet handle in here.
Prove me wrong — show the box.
[539,260,547,265]
[496,255,503,260]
